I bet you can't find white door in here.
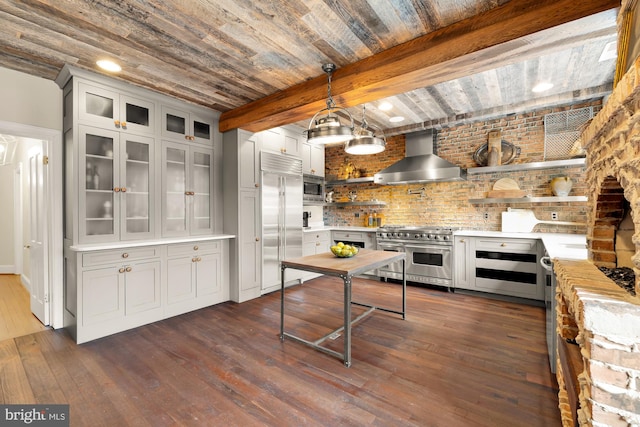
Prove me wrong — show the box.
[28,147,49,325]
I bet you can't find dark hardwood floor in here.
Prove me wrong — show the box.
[0,277,560,426]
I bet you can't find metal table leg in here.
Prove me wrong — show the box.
[342,274,352,367]
[280,264,286,341]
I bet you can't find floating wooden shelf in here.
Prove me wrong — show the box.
[467,158,585,174]
[326,201,386,207]
[325,177,375,185]
[468,196,587,204]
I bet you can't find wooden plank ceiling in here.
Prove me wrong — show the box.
[0,0,619,135]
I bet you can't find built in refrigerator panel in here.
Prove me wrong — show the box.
[284,174,303,260]
[260,168,303,294]
[261,171,281,292]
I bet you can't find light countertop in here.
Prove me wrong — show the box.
[454,230,587,260]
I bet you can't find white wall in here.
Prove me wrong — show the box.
[0,67,62,131]
[0,165,14,272]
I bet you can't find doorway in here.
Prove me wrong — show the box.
[0,121,63,332]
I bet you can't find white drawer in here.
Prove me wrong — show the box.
[83,246,160,266]
[167,241,220,257]
[333,231,364,241]
[303,231,330,243]
[475,238,537,252]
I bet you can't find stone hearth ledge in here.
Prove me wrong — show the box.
[553,259,640,426]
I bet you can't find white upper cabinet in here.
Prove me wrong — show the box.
[260,126,302,157]
[161,141,214,237]
[161,105,214,145]
[78,82,155,136]
[78,125,155,243]
[302,142,325,177]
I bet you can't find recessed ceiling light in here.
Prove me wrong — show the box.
[378,102,393,111]
[532,82,553,93]
[389,116,405,123]
[96,59,122,72]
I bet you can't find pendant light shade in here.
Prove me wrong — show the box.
[344,105,386,155]
[305,64,355,145]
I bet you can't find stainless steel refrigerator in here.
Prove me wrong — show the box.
[261,151,303,293]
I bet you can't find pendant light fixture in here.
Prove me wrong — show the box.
[305,63,355,145]
[344,105,386,155]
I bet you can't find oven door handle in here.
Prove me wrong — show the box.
[404,244,451,251]
[377,243,404,251]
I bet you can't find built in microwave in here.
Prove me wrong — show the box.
[303,174,324,203]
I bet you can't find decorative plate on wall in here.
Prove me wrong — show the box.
[472,140,521,166]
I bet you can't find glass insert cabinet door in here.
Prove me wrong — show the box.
[162,142,214,236]
[79,125,155,242]
[80,126,118,241]
[78,83,155,135]
[190,147,212,235]
[162,143,188,235]
[121,135,154,240]
[161,106,213,145]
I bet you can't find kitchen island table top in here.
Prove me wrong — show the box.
[281,249,405,277]
[280,249,406,367]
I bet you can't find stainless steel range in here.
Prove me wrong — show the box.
[376,225,455,289]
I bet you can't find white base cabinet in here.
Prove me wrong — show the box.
[165,241,223,317]
[454,235,544,301]
[301,230,331,281]
[65,238,230,344]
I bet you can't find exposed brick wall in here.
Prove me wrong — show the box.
[551,56,640,426]
[324,101,599,231]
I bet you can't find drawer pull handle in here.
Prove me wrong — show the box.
[119,267,125,273]
[193,245,199,251]
[125,266,132,272]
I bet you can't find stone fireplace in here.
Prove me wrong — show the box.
[552,56,640,426]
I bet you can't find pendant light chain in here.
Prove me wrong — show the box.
[324,63,336,111]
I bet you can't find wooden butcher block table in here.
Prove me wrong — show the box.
[280,249,406,367]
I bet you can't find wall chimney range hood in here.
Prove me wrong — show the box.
[373,130,466,184]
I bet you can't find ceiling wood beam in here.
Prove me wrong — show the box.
[219,0,619,133]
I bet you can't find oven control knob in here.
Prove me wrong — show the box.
[427,234,434,240]
[435,235,441,240]
[442,235,450,241]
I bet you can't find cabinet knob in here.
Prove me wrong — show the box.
[192,257,197,262]
[118,267,125,273]
[280,147,286,153]
[255,183,259,188]
[121,121,126,128]
[459,239,466,243]
[193,245,199,251]
[311,169,316,174]
[316,242,320,246]
[114,187,121,192]
[114,120,120,127]
[197,257,202,262]
[500,243,506,247]
[125,266,132,272]
[122,253,129,258]
[255,237,260,242]
[120,187,127,193]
